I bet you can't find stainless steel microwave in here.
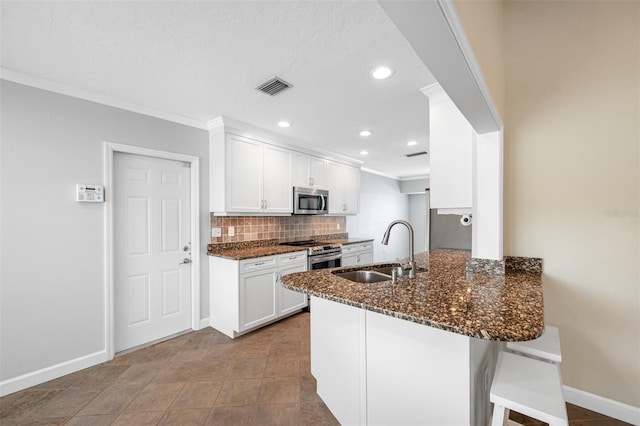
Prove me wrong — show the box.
[293,187,328,215]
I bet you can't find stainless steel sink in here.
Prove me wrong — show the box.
[372,265,403,276]
[333,270,391,283]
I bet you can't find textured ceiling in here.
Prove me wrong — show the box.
[1,1,436,178]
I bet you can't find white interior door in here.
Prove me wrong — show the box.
[114,152,191,352]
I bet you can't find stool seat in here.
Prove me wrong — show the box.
[491,351,568,426]
[507,326,561,363]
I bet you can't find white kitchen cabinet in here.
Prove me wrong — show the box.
[310,296,496,426]
[341,242,373,267]
[293,152,327,189]
[277,252,308,316]
[427,92,474,212]
[239,259,278,332]
[213,134,292,214]
[326,161,360,215]
[210,251,308,338]
[226,135,263,213]
[262,144,293,213]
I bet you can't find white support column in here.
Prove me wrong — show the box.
[472,130,503,259]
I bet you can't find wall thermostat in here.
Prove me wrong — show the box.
[76,184,104,202]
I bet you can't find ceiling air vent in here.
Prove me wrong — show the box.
[256,76,293,96]
[406,151,428,158]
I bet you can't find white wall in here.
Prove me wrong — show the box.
[0,81,209,389]
[347,172,410,262]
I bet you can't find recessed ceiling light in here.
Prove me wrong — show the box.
[278,121,291,128]
[371,66,394,80]
[407,140,418,146]
[359,130,372,137]
[360,150,369,155]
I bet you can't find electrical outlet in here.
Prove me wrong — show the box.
[337,223,340,230]
[211,227,222,238]
[228,226,234,237]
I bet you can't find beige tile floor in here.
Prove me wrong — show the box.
[0,311,632,425]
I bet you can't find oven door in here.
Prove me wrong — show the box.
[308,252,342,270]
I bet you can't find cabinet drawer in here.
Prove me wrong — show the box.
[342,244,360,253]
[278,251,307,265]
[240,256,277,272]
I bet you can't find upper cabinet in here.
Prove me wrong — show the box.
[213,134,292,214]
[326,161,360,215]
[292,152,327,189]
[423,84,473,212]
[209,118,361,216]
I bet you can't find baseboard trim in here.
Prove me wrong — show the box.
[0,350,109,397]
[564,385,640,425]
[199,317,210,330]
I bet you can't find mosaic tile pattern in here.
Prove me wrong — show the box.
[281,249,545,342]
[210,215,346,244]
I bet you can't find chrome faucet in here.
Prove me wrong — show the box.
[381,220,416,278]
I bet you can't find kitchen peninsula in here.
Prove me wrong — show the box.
[281,249,544,426]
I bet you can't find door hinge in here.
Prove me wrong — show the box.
[182,162,191,168]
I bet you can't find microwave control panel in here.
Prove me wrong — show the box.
[76,184,104,202]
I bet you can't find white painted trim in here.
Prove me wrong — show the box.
[104,142,201,359]
[360,167,399,180]
[399,174,430,181]
[436,0,503,131]
[420,82,450,105]
[1,68,208,130]
[0,351,108,397]
[199,317,211,330]
[563,385,640,425]
[208,115,364,168]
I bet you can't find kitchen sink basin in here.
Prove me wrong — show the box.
[333,270,391,283]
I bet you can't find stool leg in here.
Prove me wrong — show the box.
[491,404,510,426]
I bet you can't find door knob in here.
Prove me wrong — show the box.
[179,258,192,265]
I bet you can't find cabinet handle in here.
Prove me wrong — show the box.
[264,200,268,209]
[254,262,264,266]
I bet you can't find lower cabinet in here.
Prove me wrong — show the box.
[310,296,496,426]
[341,242,374,267]
[210,251,308,338]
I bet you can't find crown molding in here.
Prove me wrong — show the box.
[1,68,208,130]
[208,115,364,168]
[399,174,430,181]
[420,82,450,106]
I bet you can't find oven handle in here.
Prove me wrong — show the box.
[309,251,342,265]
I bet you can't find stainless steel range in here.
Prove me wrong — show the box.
[281,240,342,270]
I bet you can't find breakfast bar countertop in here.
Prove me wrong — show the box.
[280,249,545,342]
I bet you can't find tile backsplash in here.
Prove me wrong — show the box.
[210,215,347,244]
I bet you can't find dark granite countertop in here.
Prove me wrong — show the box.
[280,249,544,342]
[207,236,375,260]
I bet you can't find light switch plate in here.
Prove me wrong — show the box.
[228,226,234,237]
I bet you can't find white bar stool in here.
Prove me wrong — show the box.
[506,325,562,364]
[490,351,568,426]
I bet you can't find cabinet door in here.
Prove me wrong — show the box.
[226,135,263,212]
[278,261,308,316]
[429,100,473,209]
[263,144,292,213]
[342,165,360,214]
[309,156,327,188]
[341,252,358,267]
[326,161,345,214]
[239,267,278,332]
[292,152,311,187]
[357,250,373,265]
